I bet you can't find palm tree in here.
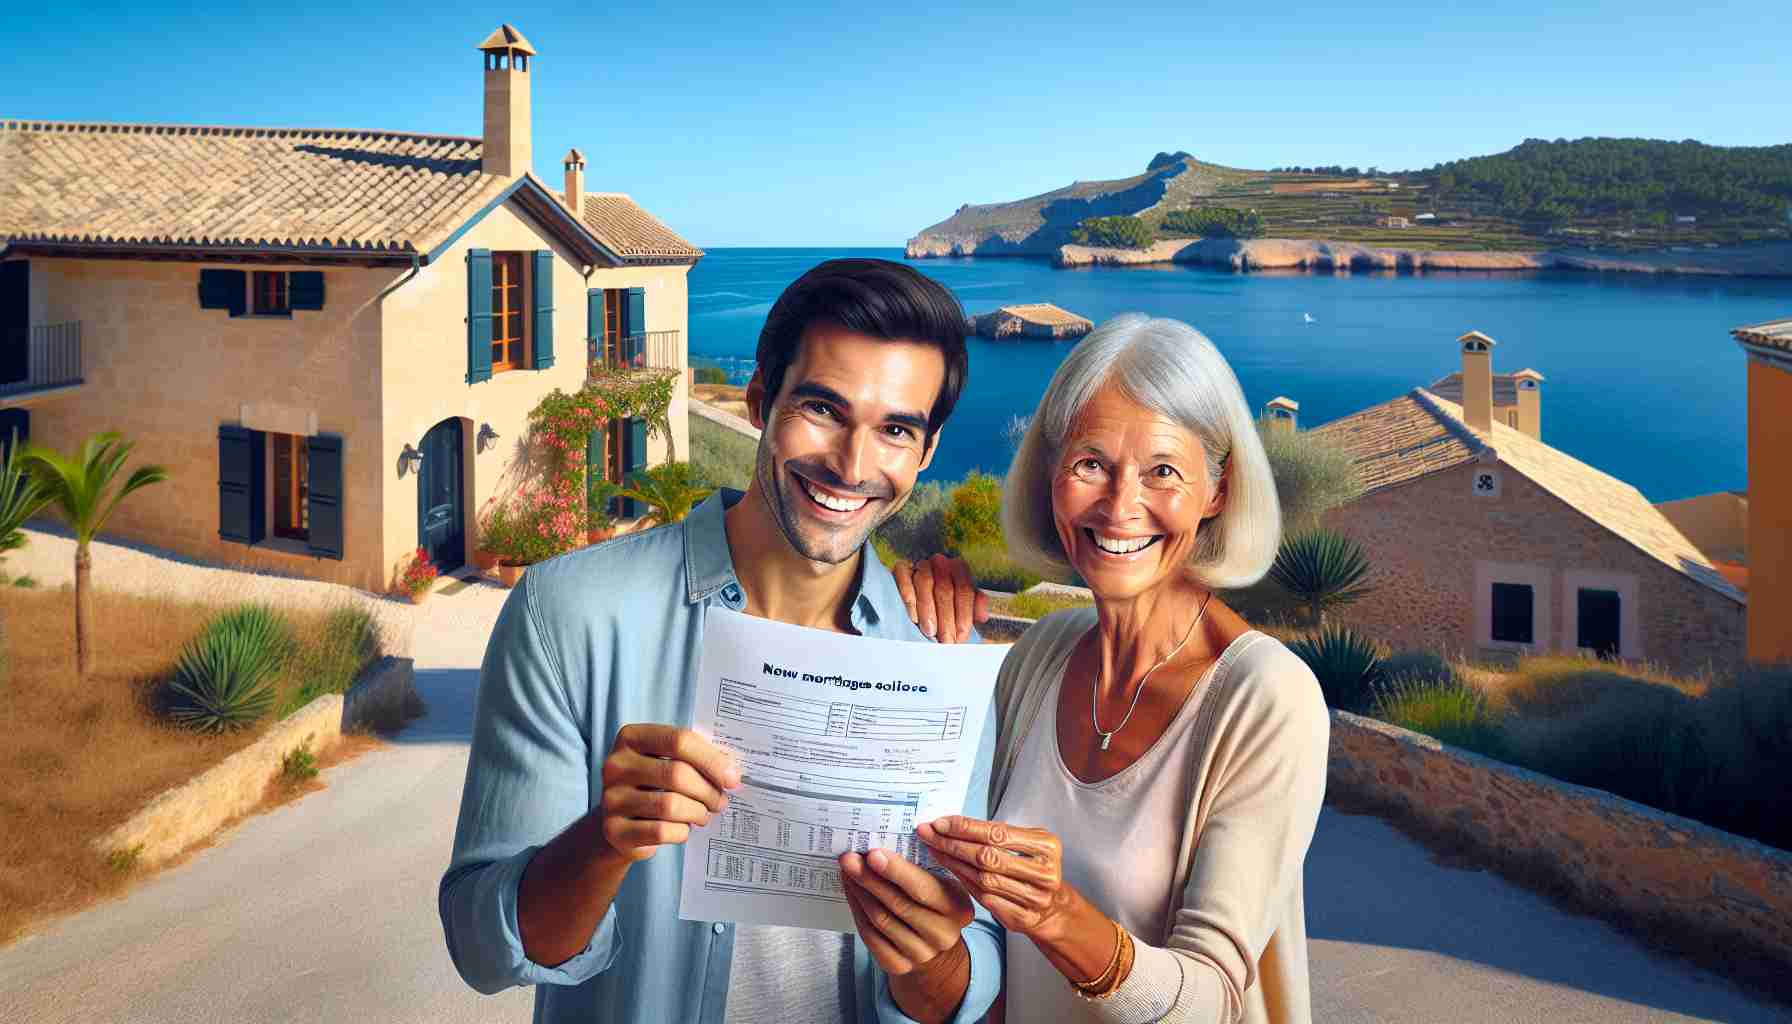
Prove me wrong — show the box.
[22,432,167,676]
[0,430,54,688]
[615,462,708,526]
[1268,528,1374,628]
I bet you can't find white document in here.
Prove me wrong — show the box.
[678,608,1008,932]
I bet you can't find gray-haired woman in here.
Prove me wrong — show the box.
[898,313,1330,1023]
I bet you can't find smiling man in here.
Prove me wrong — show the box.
[439,259,1000,1024]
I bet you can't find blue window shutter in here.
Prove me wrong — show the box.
[218,424,265,543]
[586,288,603,368]
[625,287,646,364]
[621,417,649,518]
[289,271,325,311]
[465,249,494,384]
[305,435,344,560]
[199,269,246,316]
[530,249,555,370]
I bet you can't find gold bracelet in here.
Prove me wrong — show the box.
[1071,920,1126,995]
[1080,929,1134,1001]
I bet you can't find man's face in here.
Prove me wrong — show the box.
[746,322,944,565]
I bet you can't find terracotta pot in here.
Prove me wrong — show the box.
[497,562,527,589]
[470,548,499,571]
[407,587,430,605]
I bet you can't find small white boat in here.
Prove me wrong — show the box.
[1303,313,1316,324]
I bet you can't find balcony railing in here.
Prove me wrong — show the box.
[588,330,683,373]
[0,321,83,399]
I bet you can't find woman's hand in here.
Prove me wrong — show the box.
[890,553,991,643]
[919,815,1077,941]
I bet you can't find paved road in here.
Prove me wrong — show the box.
[2,557,1787,1022]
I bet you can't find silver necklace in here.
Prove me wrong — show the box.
[1091,591,1214,751]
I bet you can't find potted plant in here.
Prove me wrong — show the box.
[400,547,439,603]
[586,478,620,544]
[614,462,711,527]
[485,492,567,588]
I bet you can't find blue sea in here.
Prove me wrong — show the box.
[687,247,1792,502]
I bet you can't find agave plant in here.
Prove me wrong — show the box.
[22,432,167,676]
[0,431,52,691]
[616,462,710,526]
[1289,624,1385,713]
[166,605,292,733]
[1267,528,1374,628]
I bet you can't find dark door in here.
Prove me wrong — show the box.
[0,409,26,464]
[418,419,465,574]
[1,261,27,386]
[1577,589,1621,660]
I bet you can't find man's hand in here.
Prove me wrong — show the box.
[840,848,975,1022]
[891,553,990,644]
[599,724,741,863]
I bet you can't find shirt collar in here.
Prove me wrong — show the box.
[682,487,894,629]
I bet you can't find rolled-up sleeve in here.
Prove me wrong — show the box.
[438,572,620,993]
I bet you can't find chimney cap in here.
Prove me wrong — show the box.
[563,148,586,167]
[1512,368,1545,383]
[477,24,537,55]
[1458,330,1497,350]
[1265,396,1300,412]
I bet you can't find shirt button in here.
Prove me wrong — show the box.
[722,583,742,605]
[712,922,726,935]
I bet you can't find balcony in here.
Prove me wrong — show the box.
[587,330,683,373]
[0,322,84,405]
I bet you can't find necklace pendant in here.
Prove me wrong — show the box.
[1099,732,1112,751]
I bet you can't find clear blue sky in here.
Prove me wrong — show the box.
[8,1,1788,246]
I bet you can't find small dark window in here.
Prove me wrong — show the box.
[271,432,310,541]
[1491,583,1533,643]
[253,272,289,315]
[1578,589,1621,660]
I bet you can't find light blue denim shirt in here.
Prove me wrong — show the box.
[440,489,1002,1024]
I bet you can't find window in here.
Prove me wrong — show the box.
[253,272,290,316]
[490,252,528,371]
[271,432,309,541]
[605,417,625,484]
[1577,589,1621,660]
[602,288,624,366]
[1490,582,1534,643]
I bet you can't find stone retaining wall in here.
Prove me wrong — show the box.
[1327,709,1792,975]
[94,656,418,868]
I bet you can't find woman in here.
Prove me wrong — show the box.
[901,313,1330,1022]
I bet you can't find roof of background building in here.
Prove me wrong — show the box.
[1733,318,1792,354]
[991,303,1093,328]
[1428,371,1528,408]
[579,194,704,261]
[1312,387,1742,603]
[1655,491,1749,566]
[0,119,700,265]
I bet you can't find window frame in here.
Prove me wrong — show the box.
[270,431,310,542]
[489,252,530,373]
[251,271,291,317]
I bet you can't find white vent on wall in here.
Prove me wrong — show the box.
[1472,467,1501,497]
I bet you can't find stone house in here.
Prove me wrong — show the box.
[1309,331,1746,674]
[969,303,1093,340]
[1731,318,1791,664]
[1655,491,1748,591]
[0,24,702,593]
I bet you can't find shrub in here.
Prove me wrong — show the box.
[1373,672,1503,757]
[399,547,438,596]
[876,480,950,561]
[1161,206,1266,239]
[585,478,620,532]
[1267,529,1373,627]
[1289,625,1384,713]
[957,543,1041,593]
[1001,589,1093,620]
[941,472,1004,553]
[1696,664,1792,848]
[13,574,37,588]
[1070,215,1154,249]
[166,604,292,733]
[278,603,382,717]
[282,740,320,783]
[693,365,729,386]
[106,844,143,873]
[689,414,759,492]
[1379,649,1456,686]
[618,461,710,525]
[1256,422,1363,533]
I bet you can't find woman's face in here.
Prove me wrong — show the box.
[1050,383,1225,602]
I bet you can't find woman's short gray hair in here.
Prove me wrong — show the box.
[1001,313,1281,589]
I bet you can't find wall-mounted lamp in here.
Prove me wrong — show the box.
[399,443,425,476]
[476,422,501,453]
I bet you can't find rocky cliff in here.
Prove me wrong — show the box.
[1054,238,1792,276]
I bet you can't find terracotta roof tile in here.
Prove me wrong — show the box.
[1314,388,1742,603]
[995,303,1093,328]
[577,192,703,261]
[1428,371,1525,407]
[1733,318,1792,354]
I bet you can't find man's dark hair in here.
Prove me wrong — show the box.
[754,259,968,448]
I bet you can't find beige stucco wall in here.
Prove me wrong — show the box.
[1321,461,1746,674]
[20,257,392,590]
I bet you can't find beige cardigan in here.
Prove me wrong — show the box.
[987,609,1331,1024]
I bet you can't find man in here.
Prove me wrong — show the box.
[440,259,996,1024]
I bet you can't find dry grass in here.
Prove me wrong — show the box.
[0,584,382,945]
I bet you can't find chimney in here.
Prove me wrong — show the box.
[1732,317,1792,664]
[563,148,586,216]
[1263,396,1299,433]
[1512,368,1544,439]
[477,24,536,178]
[1458,330,1496,433]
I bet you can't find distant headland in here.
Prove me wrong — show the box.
[905,140,1792,277]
